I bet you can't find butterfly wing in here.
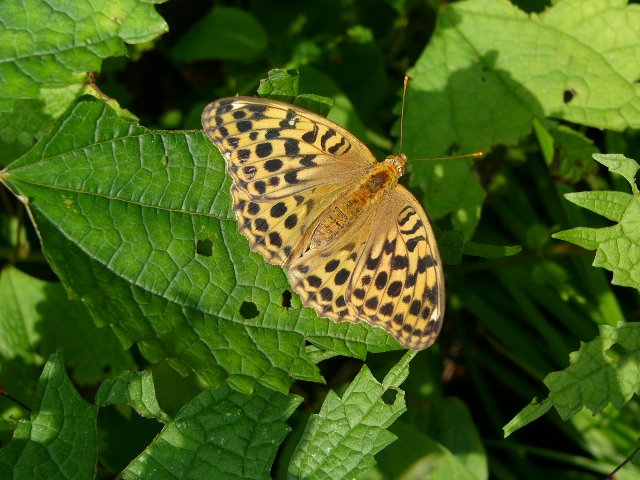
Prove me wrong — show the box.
[346,186,445,350]
[230,182,355,266]
[202,97,375,198]
[202,96,375,266]
[287,206,376,323]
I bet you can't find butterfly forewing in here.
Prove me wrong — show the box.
[202,97,373,200]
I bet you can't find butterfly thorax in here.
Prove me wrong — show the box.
[308,154,407,250]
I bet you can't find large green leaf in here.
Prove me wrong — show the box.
[0,0,168,109]
[171,6,268,62]
[0,97,400,395]
[406,0,640,237]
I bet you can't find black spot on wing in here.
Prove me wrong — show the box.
[237,149,251,161]
[264,159,283,172]
[334,269,350,286]
[302,124,319,143]
[406,235,425,253]
[247,202,259,215]
[327,136,346,154]
[320,128,336,150]
[299,155,317,167]
[325,259,339,272]
[284,170,300,184]
[269,231,282,247]
[256,142,273,158]
[320,288,333,301]
[237,120,252,132]
[254,181,267,194]
[247,104,268,114]
[391,255,409,269]
[387,281,402,297]
[266,129,280,139]
[270,202,287,218]
[284,139,300,156]
[365,297,378,309]
[375,271,388,289]
[254,218,269,232]
[284,214,298,229]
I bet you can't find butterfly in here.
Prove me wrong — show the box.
[201,96,444,350]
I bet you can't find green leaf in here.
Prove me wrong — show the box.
[593,153,640,195]
[1,97,400,395]
[505,322,640,436]
[533,119,599,183]
[0,0,168,111]
[171,6,267,62]
[462,241,522,260]
[553,154,640,290]
[258,68,300,102]
[120,383,300,480]
[288,351,414,479]
[406,0,640,236]
[294,94,333,118]
[437,229,521,265]
[257,69,333,116]
[96,370,170,422]
[0,353,97,479]
[0,266,135,410]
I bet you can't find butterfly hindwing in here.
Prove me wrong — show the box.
[232,183,353,266]
[346,186,445,350]
[287,208,375,323]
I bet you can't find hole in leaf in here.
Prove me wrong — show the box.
[196,239,213,257]
[606,342,627,362]
[563,89,576,104]
[381,388,397,405]
[282,290,292,308]
[239,301,259,319]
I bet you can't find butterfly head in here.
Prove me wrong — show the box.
[385,153,408,178]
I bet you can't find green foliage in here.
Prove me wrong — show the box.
[171,6,268,62]
[289,352,413,479]
[121,383,300,480]
[553,154,640,289]
[0,354,97,479]
[1,0,640,479]
[505,322,640,436]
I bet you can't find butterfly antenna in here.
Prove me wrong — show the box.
[399,75,409,152]
[408,152,484,162]
[400,75,483,162]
